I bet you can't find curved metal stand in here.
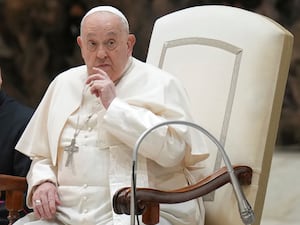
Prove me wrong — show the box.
[130,120,255,225]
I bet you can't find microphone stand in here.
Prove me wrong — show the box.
[130,120,255,225]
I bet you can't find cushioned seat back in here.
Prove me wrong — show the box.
[146,5,293,225]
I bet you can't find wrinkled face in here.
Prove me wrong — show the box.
[77,12,135,81]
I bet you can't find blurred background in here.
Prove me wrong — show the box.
[0,0,299,146]
[0,0,299,224]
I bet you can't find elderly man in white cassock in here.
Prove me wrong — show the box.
[14,5,209,225]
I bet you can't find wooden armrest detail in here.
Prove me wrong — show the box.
[0,174,27,191]
[113,165,252,224]
[0,174,28,225]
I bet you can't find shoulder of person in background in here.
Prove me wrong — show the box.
[0,70,34,176]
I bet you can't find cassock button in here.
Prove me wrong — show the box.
[83,184,88,188]
[83,196,87,201]
[83,209,88,214]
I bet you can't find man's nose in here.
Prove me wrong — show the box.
[96,45,108,59]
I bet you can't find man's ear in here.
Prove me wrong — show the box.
[77,36,83,48]
[127,34,136,52]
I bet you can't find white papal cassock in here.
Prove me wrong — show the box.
[15,57,209,225]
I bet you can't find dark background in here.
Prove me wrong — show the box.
[0,0,299,145]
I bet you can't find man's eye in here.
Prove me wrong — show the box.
[87,41,97,51]
[106,40,117,50]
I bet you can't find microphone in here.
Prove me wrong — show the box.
[130,120,255,225]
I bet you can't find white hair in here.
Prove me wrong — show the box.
[80,6,129,34]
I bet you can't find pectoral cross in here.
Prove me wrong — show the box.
[64,138,79,167]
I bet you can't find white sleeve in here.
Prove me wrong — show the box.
[103,97,187,167]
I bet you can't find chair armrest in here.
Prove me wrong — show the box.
[0,174,27,191]
[0,174,27,225]
[113,165,252,225]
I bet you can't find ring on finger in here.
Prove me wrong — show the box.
[35,199,42,206]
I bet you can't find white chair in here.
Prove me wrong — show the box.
[113,5,293,225]
[146,5,293,225]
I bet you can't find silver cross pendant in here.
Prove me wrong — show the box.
[64,138,79,167]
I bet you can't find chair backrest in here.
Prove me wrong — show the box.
[146,5,293,225]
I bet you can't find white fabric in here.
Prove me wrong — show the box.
[55,88,112,224]
[15,57,208,225]
[146,5,293,225]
